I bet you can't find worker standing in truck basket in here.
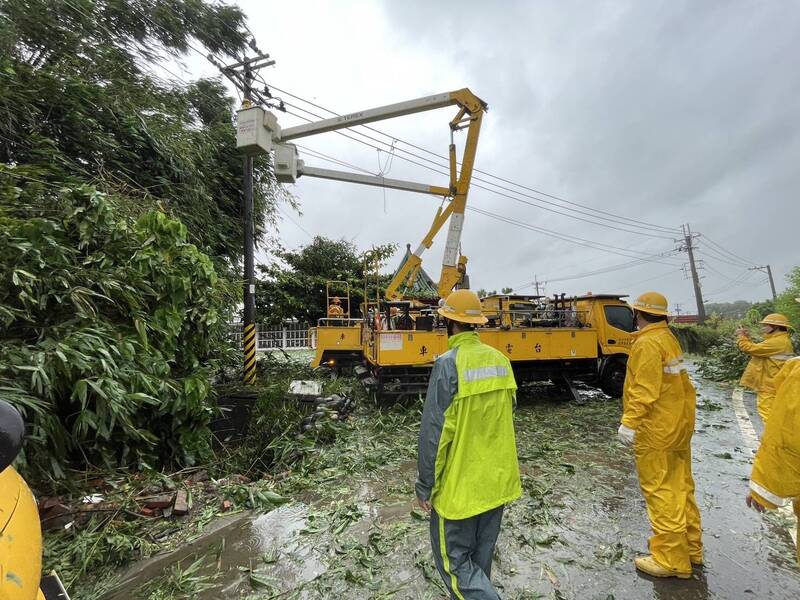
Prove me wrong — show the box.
[618,291,703,580]
[416,289,521,599]
[327,297,344,318]
[745,298,800,564]
[736,313,794,423]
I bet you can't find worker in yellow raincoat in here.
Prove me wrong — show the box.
[746,299,800,564]
[327,297,344,318]
[0,400,46,600]
[737,313,794,423]
[618,291,702,579]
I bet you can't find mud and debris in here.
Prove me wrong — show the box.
[100,363,798,599]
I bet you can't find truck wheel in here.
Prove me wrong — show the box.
[600,361,626,398]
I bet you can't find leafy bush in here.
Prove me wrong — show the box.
[256,237,397,327]
[0,181,236,480]
[670,324,726,354]
[776,267,800,331]
[0,0,290,266]
[694,268,800,382]
[697,337,750,382]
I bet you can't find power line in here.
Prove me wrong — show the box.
[277,139,683,264]
[704,269,757,297]
[468,206,681,263]
[697,240,753,268]
[234,102,684,266]
[267,91,678,240]
[259,80,681,236]
[294,144,375,175]
[277,205,314,240]
[696,248,752,270]
[626,267,686,288]
[702,260,743,281]
[700,234,756,267]
[513,260,681,292]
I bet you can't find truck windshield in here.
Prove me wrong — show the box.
[604,305,634,332]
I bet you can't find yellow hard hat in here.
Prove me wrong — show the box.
[759,313,793,329]
[437,289,488,324]
[632,291,669,316]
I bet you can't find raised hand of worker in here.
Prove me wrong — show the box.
[617,424,635,446]
[736,326,748,337]
[745,493,767,513]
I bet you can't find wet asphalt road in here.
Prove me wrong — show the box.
[106,364,799,599]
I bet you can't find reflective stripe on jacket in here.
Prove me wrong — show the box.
[415,331,521,520]
[750,357,800,508]
[738,331,794,394]
[622,321,697,450]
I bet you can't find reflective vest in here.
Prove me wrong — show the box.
[431,332,522,520]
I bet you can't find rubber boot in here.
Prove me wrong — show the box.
[634,555,691,579]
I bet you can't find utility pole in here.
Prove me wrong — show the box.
[533,274,541,296]
[682,224,706,324]
[749,265,777,301]
[766,265,777,301]
[242,98,256,385]
[216,50,277,385]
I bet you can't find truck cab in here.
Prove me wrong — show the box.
[575,294,634,397]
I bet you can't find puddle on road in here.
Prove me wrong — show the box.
[103,367,799,600]
[105,504,326,600]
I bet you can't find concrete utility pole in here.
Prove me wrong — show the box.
[533,274,541,296]
[749,265,778,301]
[682,224,706,324]
[216,51,277,385]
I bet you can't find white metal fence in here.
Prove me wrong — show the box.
[229,322,312,351]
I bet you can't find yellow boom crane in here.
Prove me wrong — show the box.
[236,88,486,299]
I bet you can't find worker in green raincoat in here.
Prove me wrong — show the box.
[416,289,521,600]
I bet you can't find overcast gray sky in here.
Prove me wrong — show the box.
[215,0,799,310]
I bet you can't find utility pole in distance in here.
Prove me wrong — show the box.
[216,51,276,385]
[682,224,706,324]
[749,265,778,301]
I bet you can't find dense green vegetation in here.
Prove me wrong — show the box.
[1,184,237,479]
[694,271,800,382]
[0,0,288,266]
[0,0,294,481]
[256,236,396,326]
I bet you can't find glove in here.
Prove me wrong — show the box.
[617,424,635,446]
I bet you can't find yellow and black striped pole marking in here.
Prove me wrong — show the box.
[243,323,257,384]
